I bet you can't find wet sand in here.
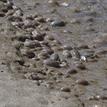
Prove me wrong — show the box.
[0,0,107,106]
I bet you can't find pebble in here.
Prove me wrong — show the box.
[0,12,5,17]
[13,9,23,17]
[88,95,107,100]
[16,35,28,42]
[60,60,68,67]
[43,59,60,68]
[70,19,80,24]
[14,42,23,50]
[25,28,34,32]
[45,35,54,41]
[12,5,20,10]
[32,12,39,18]
[95,49,107,55]
[63,50,72,58]
[72,7,81,13]
[14,58,25,66]
[5,2,13,10]
[63,45,72,50]
[23,19,35,29]
[88,95,99,100]
[32,30,46,41]
[66,68,77,74]
[100,96,107,100]
[86,26,95,32]
[46,17,53,22]
[77,44,89,50]
[50,53,60,61]
[80,56,87,62]
[60,2,69,7]
[40,26,49,31]
[92,105,103,107]
[81,51,94,58]
[30,73,42,80]
[40,41,49,46]
[7,16,22,22]
[1,0,7,3]
[25,51,35,58]
[51,20,66,27]
[42,47,54,55]
[5,10,14,16]
[87,11,97,17]
[24,40,41,48]
[76,79,89,86]
[1,7,8,13]
[73,48,81,59]
[11,22,24,28]
[34,16,46,23]
[24,15,34,20]
[60,87,71,92]
[85,17,94,22]
[63,30,72,33]
[52,39,61,44]
[48,0,59,6]
[76,63,86,70]
[38,51,49,59]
